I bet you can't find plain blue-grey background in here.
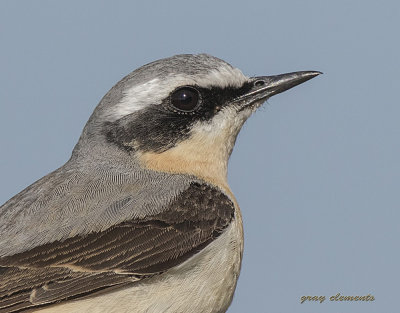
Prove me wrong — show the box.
[1,1,399,312]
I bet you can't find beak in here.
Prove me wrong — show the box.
[236,71,321,109]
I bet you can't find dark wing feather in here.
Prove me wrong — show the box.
[0,182,234,312]
[0,267,133,313]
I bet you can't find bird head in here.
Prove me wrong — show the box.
[74,54,320,188]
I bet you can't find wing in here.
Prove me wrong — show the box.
[0,182,235,312]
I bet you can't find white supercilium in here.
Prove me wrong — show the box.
[111,65,248,120]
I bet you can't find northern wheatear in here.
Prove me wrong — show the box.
[0,54,320,313]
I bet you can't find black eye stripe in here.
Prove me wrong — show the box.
[170,87,200,112]
[104,82,254,153]
[167,83,253,115]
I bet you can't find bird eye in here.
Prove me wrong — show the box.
[170,87,200,112]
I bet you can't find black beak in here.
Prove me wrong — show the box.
[236,71,321,109]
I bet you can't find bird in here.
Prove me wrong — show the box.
[0,54,320,313]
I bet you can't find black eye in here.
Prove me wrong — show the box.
[170,87,200,112]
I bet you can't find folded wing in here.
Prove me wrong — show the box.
[0,182,234,312]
